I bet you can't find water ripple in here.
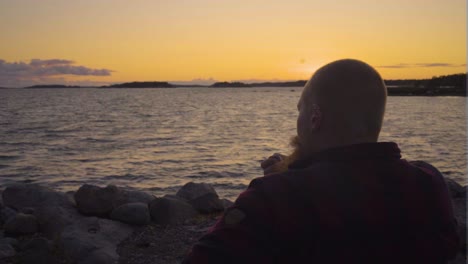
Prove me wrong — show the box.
[0,89,466,200]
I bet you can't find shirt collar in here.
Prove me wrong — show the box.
[288,142,401,170]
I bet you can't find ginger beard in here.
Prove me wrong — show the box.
[264,135,304,175]
[287,135,305,166]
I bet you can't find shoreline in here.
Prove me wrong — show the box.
[1,86,466,97]
[0,182,232,264]
[0,178,466,264]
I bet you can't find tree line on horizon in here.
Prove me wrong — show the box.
[14,73,467,91]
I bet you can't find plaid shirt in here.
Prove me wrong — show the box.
[184,142,459,263]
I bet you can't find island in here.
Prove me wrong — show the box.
[385,73,466,96]
[9,73,466,96]
[102,82,174,88]
[251,80,307,87]
[210,82,252,88]
[25,85,82,89]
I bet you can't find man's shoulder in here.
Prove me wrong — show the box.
[245,168,321,203]
[405,160,447,184]
[249,170,296,191]
[407,160,443,177]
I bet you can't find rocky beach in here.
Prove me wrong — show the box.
[0,178,465,264]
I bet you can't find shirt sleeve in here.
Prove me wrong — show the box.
[409,160,461,259]
[183,179,276,264]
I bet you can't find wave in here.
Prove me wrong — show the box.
[187,171,245,179]
[102,173,149,181]
[5,126,50,134]
[0,155,21,160]
[81,137,116,143]
[136,137,179,142]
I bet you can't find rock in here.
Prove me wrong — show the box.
[0,237,17,261]
[110,203,150,225]
[120,190,155,204]
[176,182,217,201]
[164,194,184,200]
[65,191,77,206]
[19,207,35,215]
[4,213,38,235]
[75,184,123,216]
[221,198,234,209]
[461,185,467,197]
[35,203,82,238]
[445,178,464,198]
[452,197,466,255]
[448,253,466,264]
[0,207,17,225]
[176,182,224,213]
[81,249,115,264]
[1,184,75,238]
[1,237,18,248]
[59,216,132,264]
[2,184,72,209]
[149,197,197,225]
[190,193,225,213]
[0,241,15,259]
[20,237,52,251]
[19,237,59,264]
[0,184,135,264]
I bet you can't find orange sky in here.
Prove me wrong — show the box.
[0,0,465,86]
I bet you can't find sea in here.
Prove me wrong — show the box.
[0,88,466,200]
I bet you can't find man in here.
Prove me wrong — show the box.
[183,59,460,263]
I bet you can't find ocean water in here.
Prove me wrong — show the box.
[0,88,466,200]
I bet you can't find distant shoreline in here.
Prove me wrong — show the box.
[3,86,465,96]
[1,73,465,96]
[2,86,466,97]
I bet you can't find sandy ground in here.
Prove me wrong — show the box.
[117,214,220,264]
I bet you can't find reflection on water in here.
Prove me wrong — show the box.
[0,88,466,200]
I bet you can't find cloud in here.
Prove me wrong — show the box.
[30,59,74,67]
[0,58,113,87]
[377,63,466,69]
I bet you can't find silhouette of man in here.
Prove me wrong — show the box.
[184,59,460,263]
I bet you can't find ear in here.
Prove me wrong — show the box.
[310,104,322,131]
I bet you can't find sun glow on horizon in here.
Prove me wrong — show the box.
[0,0,465,87]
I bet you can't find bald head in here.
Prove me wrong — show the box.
[296,59,387,153]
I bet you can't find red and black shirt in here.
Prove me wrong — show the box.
[184,142,459,263]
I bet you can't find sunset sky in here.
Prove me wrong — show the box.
[0,0,465,87]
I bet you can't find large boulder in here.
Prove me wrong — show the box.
[74,185,123,216]
[0,184,136,264]
[119,190,155,205]
[74,185,155,217]
[18,237,59,264]
[448,253,466,264]
[0,238,16,259]
[149,197,197,226]
[445,179,465,198]
[452,197,466,256]
[59,216,133,264]
[0,207,17,225]
[176,182,224,213]
[1,184,77,238]
[2,184,72,209]
[4,213,38,235]
[176,182,217,201]
[221,198,234,210]
[110,203,150,226]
